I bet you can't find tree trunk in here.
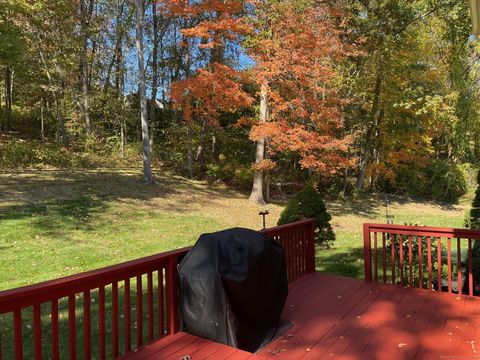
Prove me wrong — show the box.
[120,122,125,158]
[187,122,193,178]
[211,132,217,163]
[5,66,13,131]
[249,82,268,205]
[135,0,154,184]
[80,0,92,135]
[0,81,3,131]
[40,97,45,141]
[150,1,159,149]
[264,170,270,203]
[356,64,383,191]
[196,119,207,172]
[31,31,66,143]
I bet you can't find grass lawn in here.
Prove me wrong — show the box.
[0,169,473,290]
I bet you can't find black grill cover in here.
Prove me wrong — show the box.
[178,228,288,352]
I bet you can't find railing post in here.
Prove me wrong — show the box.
[166,256,180,335]
[306,220,316,273]
[363,224,372,282]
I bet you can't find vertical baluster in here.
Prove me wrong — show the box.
[166,257,179,335]
[374,232,378,282]
[13,309,22,360]
[427,237,432,290]
[287,232,292,282]
[382,232,387,283]
[418,236,423,289]
[158,268,165,338]
[136,275,143,347]
[68,295,76,360]
[282,233,288,281]
[292,230,296,280]
[52,300,59,360]
[112,282,119,357]
[33,304,42,360]
[294,229,299,281]
[457,238,462,295]
[303,226,308,275]
[437,237,442,292]
[447,238,452,293]
[300,227,305,276]
[289,231,294,282]
[124,279,131,353]
[84,291,91,360]
[408,235,413,287]
[298,228,303,277]
[147,272,154,341]
[99,286,105,360]
[468,239,473,296]
[399,235,404,285]
[0,314,2,360]
[391,233,396,284]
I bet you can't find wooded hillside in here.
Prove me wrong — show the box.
[1,0,479,203]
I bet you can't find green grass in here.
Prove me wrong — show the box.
[0,169,286,290]
[0,169,472,289]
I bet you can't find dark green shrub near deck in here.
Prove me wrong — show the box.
[278,184,335,248]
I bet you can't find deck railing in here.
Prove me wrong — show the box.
[262,218,316,283]
[0,219,315,359]
[364,223,480,296]
[0,248,189,360]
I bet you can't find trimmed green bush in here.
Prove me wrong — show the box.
[278,184,335,248]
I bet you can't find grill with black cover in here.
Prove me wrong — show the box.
[178,228,288,352]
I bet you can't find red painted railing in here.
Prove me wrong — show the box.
[0,220,315,359]
[262,218,316,283]
[0,248,188,360]
[364,223,480,296]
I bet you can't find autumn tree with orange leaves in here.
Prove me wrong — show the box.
[170,0,254,177]
[246,0,354,204]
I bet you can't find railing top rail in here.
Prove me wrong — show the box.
[261,218,315,234]
[364,223,480,240]
[0,247,191,313]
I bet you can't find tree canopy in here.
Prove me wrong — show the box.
[0,0,478,201]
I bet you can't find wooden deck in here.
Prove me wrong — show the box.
[124,272,480,360]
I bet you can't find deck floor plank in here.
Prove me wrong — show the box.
[305,280,402,359]
[261,276,380,359]
[357,287,436,359]
[122,273,480,360]
[456,295,480,356]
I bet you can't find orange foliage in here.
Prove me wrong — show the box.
[171,63,254,126]
[248,1,355,175]
[170,0,254,126]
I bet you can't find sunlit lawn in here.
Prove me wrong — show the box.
[0,169,472,290]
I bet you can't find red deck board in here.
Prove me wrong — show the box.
[260,277,378,359]
[122,273,480,360]
[303,281,401,359]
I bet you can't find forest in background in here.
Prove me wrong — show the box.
[1,0,479,204]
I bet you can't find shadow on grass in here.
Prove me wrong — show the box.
[0,169,245,239]
[326,197,381,218]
